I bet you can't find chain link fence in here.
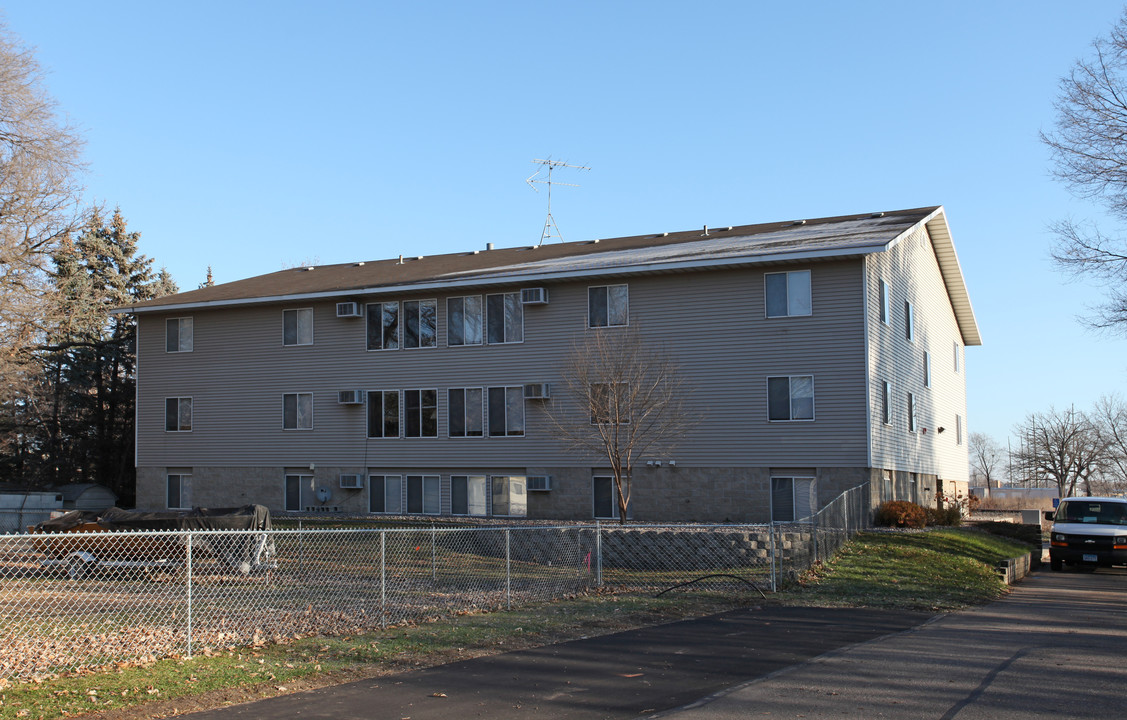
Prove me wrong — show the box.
[0,485,870,681]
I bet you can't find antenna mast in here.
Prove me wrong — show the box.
[527,158,590,245]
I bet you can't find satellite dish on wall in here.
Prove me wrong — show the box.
[315,486,332,504]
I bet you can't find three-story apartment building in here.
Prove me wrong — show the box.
[119,206,980,522]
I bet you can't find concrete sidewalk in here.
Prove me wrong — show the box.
[663,567,1127,720]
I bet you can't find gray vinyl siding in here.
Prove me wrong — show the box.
[867,226,970,483]
[136,261,872,473]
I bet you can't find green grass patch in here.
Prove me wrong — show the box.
[792,528,1030,611]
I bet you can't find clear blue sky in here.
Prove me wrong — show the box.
[4,1,1126,449]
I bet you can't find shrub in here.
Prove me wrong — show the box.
[927,505,963,526]
[875,501,929,529]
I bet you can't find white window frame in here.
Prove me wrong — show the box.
[767,375,815,422]
[924,351,932,388]
[403,388,438,438]
[365,301,400,351]
[402,299,437,349]
[491,475,527,517]
[447,295,484,346]
[367,474,403,514]
[166,473,192,509]
[956,414,964,445]
[366,390,400,439]
[487,386,525,437]
[881,380,892,425]
[284,473,310,512]
[448,387,485,438]
[764,269,812,318]
[907,392,917,433]
[878,278,890,325]
[485,292,524,344]
[588,284,629,328]
[282,392,313,430]
[904,300,915,342]
[165,397,192,432]
[451,474,488,516]
[954,341,961,373]
[406,474,441,515]
[282,308,313,346]
[166,317,194,353]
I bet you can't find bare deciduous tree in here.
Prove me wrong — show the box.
[1091,394,1127,490]
[0,21,86,394]
[1012,407,1110,498]
[968,431,1004,487]
[546,326,694,523]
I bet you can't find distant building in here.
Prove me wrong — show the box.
[52,483,119,511]
[116,206,980,522]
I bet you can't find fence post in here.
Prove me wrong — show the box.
[595,521,603,588]
[380,531,387,629]
[431,523,437,582]
[505,528,512,610]
[186,532,194,658]
[768,522,776,593]
[812,508,819,566]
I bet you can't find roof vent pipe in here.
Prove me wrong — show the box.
[486,242,495,251]
[398,255,403,264]
[702,225,709,236]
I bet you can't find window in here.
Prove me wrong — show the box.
[367,390,400,438]
[406,475,440,514]
[486,292,523,344]
[771,476,815,522]
[592,476,631,519]
[366,302,399,350]
[909,473,919,504]
[403,299,437,349]
[956,414,964,445]
[448,388,484,437]
[368,475,403,513]
[491,475,527,516]
[451,475,487,516]
[283,392,313,430]
[588,285,629,327]
[284,474,309,512]
[881,470,893,502]
[924,351,932,388]
[765,270,812,318]
[767,376,814,421]
[907,392,917,432]
[167,473,191,509]
[166,317,193,353]
[283,308,313,346]
[905,301,914,341]
[165,397,192,432]
[954,341,961,373]
[447,296,483,346]
[878,278,890,325]
[881,381,892,425]
[487,386,524,436]
[590,382,630,424]
[403,389,438,437]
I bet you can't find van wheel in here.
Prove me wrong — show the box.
[1050,558,1062,571]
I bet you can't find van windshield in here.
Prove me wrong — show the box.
[1057,501,1127,525]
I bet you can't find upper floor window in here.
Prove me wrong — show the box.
[767,375,814,421]
[907,392,917,433]
[403,300,437,349]
[765,270,811,318]
[366,302,399,351]
[448,388,484,437]
[904,301,915,342]
[282,392,313,430]
[924,351,932,388]
[366,390,400,438]
[954,341,961,373]
[165,397,192,432]
[588,284,629,328]
[956,414,964,445]
[166,317,193,353]
[878,278,890,325]
[283,308,313,346]
[447,296,483,346]
[487,386,524,436]
[486,292,523,344]
[403,389,438,437]
[881,380,892,425]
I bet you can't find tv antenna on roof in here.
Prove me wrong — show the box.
[527,158,590,246]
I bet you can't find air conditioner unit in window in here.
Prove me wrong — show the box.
[336,302,362,318]
[523,383,551,400]
[526,475,552,491]
[337,390,364,405]
[339,474,363,489]
[520,287,548,305]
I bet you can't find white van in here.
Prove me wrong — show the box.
[1046,496,1127,571]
